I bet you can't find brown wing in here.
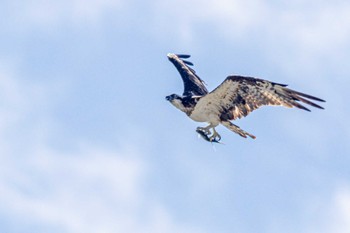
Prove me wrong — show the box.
[201,75,325,121]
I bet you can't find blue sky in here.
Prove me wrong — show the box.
[0,0,350,232]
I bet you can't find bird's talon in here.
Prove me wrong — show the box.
[209,134,221,142]
[196,127,210,135]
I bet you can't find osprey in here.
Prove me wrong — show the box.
[165,53,325,142]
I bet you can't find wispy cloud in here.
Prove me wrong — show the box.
[3,0,123,29]
[1,1,349,232]
[302,185,350,233]
[329,186,350,233]
[0,145,146,232]
[151,0,350,63]
[0,62,206,233]
[0,144,207,233]
[151,0,267,43]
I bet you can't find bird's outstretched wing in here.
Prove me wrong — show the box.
[202,75,325,121]
[167,53,208,96]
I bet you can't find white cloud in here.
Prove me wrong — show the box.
[0,62,206,233]
[1,1,348,232]
[0,144,143,232]
[152,0,350,56]
[6,0,123,29]
[327,186,350,233]
[0,143,206,233]
[284,2,350,53]
[303,185,350,233]
[151,0,268,43]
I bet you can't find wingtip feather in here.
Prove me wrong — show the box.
[176,54,191,59]
[285,88,325,102]
[183,60,194,66]
[284,88,325,110]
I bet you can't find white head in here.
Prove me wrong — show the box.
[165,94,188,113]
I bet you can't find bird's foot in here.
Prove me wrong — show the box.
[196,126,222,143]
[196,126,211,135]
[209,131,221,142]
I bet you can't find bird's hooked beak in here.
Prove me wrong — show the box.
[165,95,172,101]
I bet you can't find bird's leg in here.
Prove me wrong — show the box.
[209,127,221,142]
[196,124,222,143]
[196,124,213,135]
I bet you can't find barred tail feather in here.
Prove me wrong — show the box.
[221,121,256,139]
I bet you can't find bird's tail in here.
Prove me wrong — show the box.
[221,121,256,139]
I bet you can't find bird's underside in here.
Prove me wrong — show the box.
[166,53,325,143]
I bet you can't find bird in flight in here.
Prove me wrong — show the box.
[165,53,325,143]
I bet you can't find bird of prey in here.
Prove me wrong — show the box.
[165,53,325,142]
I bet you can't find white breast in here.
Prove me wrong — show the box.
[189,98,221,126]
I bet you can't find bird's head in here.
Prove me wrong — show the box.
[165,94,187,112]
[165,93,181,102]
